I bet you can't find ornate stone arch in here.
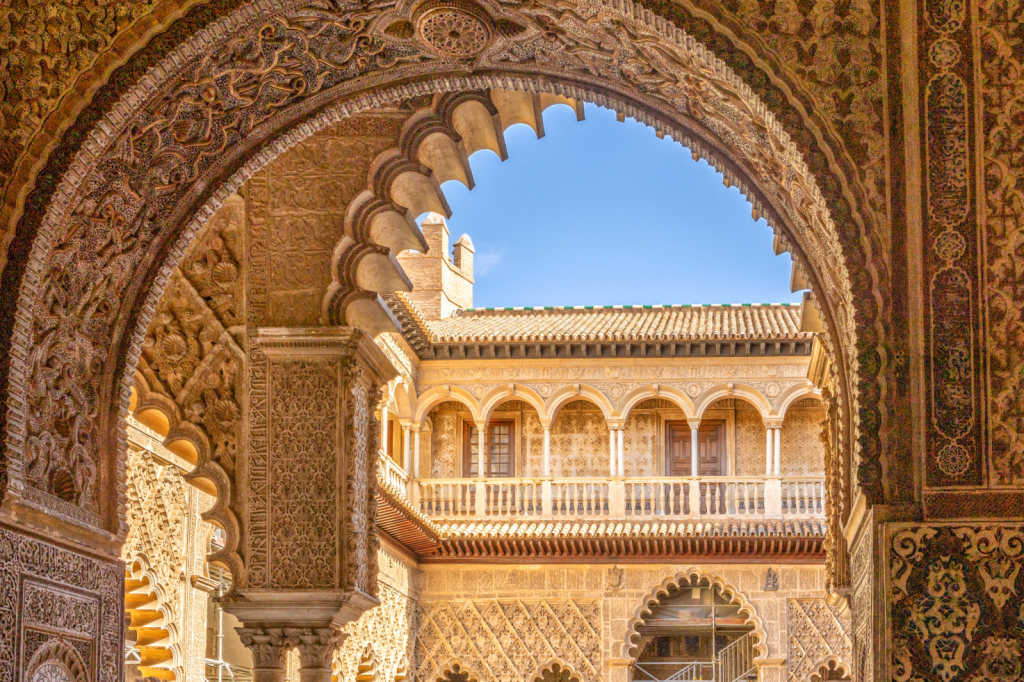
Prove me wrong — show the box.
[616,385,696,421]
[532,660,583,682]
[25,639,89,682]
[810,655,852,681]
[123,553,184,681]
[776,385,825,418]
[433,661,482,682]
[543,385,616,422]
[695,384,774,420]
[623,568,767,660]
[391,381,415,421]
[0,0,883,606]
[479,384,547,423]
[128,374,240,575]
[355,643,378,682]
[413,386,481,424]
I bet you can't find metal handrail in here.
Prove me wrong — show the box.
[630,633,756,682]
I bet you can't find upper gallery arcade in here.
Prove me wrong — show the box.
[1,0,1022,680]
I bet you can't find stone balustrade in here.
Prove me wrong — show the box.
[405,474,825,521]
[379,451,410,491]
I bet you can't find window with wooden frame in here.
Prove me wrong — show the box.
[462,420,515,478]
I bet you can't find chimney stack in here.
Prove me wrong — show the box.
[453,234,474,275]
[394,213,474,319]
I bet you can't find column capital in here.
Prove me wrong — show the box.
[237,627,289,669]
[763,418,784,428]
[540,420,553,430]
[687,417,702,429]
[398,418,412,429]
[284,628,346,670]
[605,420,625,430]
[410,421,422,432]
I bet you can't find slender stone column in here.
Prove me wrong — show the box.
[476,421,488,478]
[774,425,782,475]
[412,422,421,478]
[475,420,487,516]
[765,426,773,476]
[238,628,289,682]
[402,422,412,473]
[380,404,389,455]
[286,628,345,682]
[617,427,625,476]
[688,419,701,477]
[542,422,552,476]
[608,427,617,476]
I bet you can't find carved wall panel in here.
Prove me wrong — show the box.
[430,412,459,479]
[122,429,216,682]
[781,409,828,476]
[335,548,416,682]
[736,409,767,477]
[890,524,1024,682]
[414,599,602,682]
[980,0,1024,488]
[552,408,615,478]
[919,0,984,489]
[786,599,852,682]
[268,359,342,589]
[250,118,405,329]
[0,524,124,682]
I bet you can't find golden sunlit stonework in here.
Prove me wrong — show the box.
[111,172,841,682]
[1,0,1023,679]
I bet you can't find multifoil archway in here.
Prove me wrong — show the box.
[0,0,888,662]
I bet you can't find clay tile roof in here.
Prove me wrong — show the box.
[424,304,810,344]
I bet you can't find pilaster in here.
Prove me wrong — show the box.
[225,327,397,633]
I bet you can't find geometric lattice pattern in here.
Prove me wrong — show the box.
[414,600,601,682]
[786,599,851,682]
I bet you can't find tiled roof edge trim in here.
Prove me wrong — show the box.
[462,303,798,313]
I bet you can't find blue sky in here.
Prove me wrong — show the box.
[436,102,801,308]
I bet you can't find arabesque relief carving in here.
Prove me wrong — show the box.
[890,525,1024,682]
[414,599,602,682]
[786,599,852,682]
[981,0,1024,487]
[0,525,124,682]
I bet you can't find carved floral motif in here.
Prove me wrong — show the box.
[980,0,1024,485]
[891,525,1024,682]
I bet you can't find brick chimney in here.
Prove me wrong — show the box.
[453,234,474,275]
[396,213,473,319]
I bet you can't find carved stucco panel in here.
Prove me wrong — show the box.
[0,524,124,682]
[335,548,416,682]
[786,599,852,682]
[414,599,602,682]
[980,0,1024,486]
[268,359,341,590]
[890,525,1024,682]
